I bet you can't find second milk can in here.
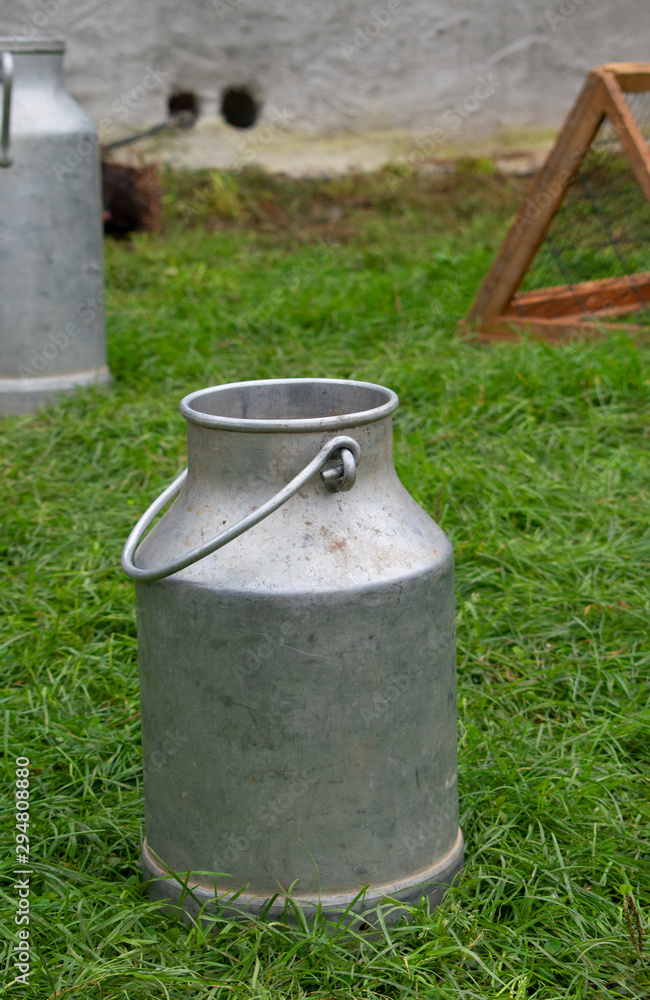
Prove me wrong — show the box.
[0,39,109,415]
[122,378,463,922]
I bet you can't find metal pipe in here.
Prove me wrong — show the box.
[0,51,13,167]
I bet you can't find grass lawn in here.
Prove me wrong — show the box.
[1,164,648,998]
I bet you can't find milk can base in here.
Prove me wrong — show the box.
[0,366,111,415]
[141,828,464,928]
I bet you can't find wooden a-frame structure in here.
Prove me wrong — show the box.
[464,63,650,342]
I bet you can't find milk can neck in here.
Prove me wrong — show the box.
[179,379,400,489]
[185,419,395,490]
[1,42,65,91]
[15,53,64,90]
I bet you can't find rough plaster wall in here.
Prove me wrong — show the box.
[1,0,649,140]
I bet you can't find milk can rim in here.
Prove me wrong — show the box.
[0,39,66,54]
[179,378,399,432]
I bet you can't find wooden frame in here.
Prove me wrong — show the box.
[464,64,650,342]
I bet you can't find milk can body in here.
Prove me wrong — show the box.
[122,379,463,923]
[0,39,109,415]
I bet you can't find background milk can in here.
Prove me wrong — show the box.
[0,39,109,415]
[122,378,463,923]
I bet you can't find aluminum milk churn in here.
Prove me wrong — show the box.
[0,39,109,415]
[122,378,463,923]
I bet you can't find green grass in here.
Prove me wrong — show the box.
[1,166,649,998]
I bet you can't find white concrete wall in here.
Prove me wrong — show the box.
[1,0,649,142]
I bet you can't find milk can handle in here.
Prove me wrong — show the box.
[121,435,361,582]
[0,52,13,168]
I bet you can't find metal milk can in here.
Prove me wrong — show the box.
[0,39,109,415]
[122,378,463,923]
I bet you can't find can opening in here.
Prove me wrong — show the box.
[179,378,398,432]
[0,38,65,54]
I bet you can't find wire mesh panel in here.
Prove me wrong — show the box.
[625,90,650,145]
[513,115,650,322]
[466,64,650,341]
